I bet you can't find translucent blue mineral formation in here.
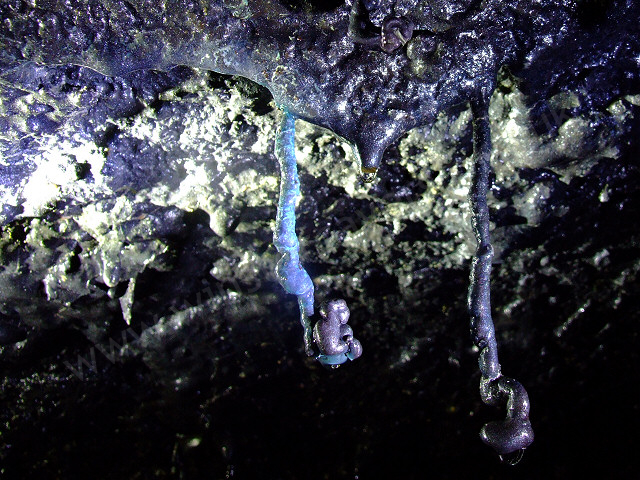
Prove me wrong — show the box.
[273,112,362,366]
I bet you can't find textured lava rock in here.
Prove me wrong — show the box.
[4,0,637,171]
[1,1,639,479]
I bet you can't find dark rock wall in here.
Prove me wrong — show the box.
[1,1,639,478]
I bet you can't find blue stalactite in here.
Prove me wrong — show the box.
[273,112,363,366]
[273,111,315,356]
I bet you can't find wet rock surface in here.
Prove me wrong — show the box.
[1,1,640,479]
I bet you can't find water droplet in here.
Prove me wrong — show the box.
[499,448,525,466]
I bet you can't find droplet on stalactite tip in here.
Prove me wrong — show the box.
[499,449,525,466]
[360,166,377,182]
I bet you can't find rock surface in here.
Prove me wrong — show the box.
[1,1,639,478]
